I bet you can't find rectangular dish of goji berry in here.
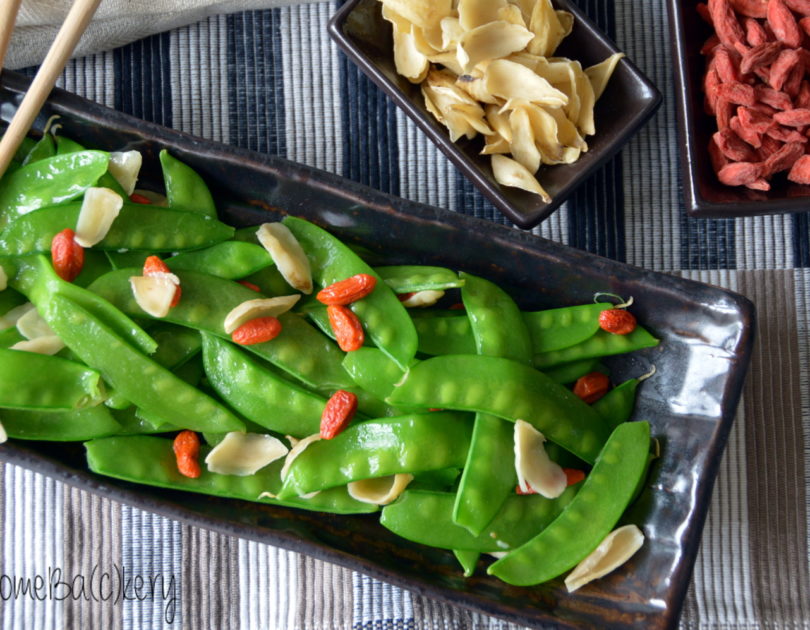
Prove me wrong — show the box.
[0,69,754,629]
[670,0,810,217]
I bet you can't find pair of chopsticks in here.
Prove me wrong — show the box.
[0,0,102,178]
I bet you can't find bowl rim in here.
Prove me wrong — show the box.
[327,0,663,229]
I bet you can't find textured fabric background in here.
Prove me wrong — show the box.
[2,1,810,629]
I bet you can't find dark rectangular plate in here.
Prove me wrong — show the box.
[328,0,662,229]
[0,69,752,629]
[669,0,810,217]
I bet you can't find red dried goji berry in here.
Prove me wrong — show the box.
[768,48,801,91]
[143,255,181,307]
[715,46,743,82]
[709,0,747,48]
[717,81,757,106]
[788,154,810,182]
[774,108,810,127]
[326,305,364,351]
[320,390,358,439]
[740,41,783,74]
[745,177,772,190]
[731,115,763,147]
[51,228,84,282]
[316,273,377,305]
[718,161,764,185]
[701,34,723,55]
[563,468,587,486]
[515,484,535,495]
[768,0,802,46]
[786,0,810,14]
[800,15,810,36]
[237,280,262,292]
[738,105,774,133]
[766,124,808,143]
[714,128,759,161]
[231,316,283,345]
[397,292,416,302]
[129,193,153,204]
[744,17,770,45]
[755,85,792,109]
[731,0,768,17]
[764,141,805,174]
[598,308,638,335]
[573,372,611,404]
[173,430,201,478]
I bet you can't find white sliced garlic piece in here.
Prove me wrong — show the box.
[108,151,143,196]
[0,264,7,291]
[74,187,124,247]
[10,336,65,355]
[565,524,645,592]
[513,419,567,498]
[16,307,56,340]
[400,290,445,308]
[0,302,36,330]
[491,155,551,202]
[280,433,321,480]
[347,474,414,505]
[256,223,313,295]
[129,275,177,318]
[205,432,289,476]
[223,295,300,334]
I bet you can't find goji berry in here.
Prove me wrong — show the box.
[731,0,767,18]
[51,228,84,282]
[768,48,800,91]
[718,160,764,185]
[788,154,810,182]
[173,430,201,478]
[598,308,638,335]
[397,292,416,302]
[237,280,262,292]
[316,273,377,305]
[754,85,792,110]
[320,390,358,439]
[714,128,759,161]
[730,115,762,148]
[786,0,810,15]
[563,468,587,486]
[709,0,746,49]
[764,141,805,174]
[143,255,181,307]
[326,305,364,351]
[129,193,152,204]
[231,316,283,345]
[744,17,769,45]
[740,41,782,74]
[716,81,757,106]
[573,372,611,404]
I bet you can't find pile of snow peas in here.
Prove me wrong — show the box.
[0,129,660,588]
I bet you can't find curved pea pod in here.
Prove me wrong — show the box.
[201,333,324,436]
[375,266,465,292]
[453,550,480,577]
[22,134,56,165]
[159,150,217,218]
[109,406,179,435]
[541,358,607,384]
[43,294,244,433]
[0,406,121,441]
[0,327,25,348]
[413,315,476,355]
[242,266,294,296]
[593,378,640,430]
[0,286,27,320]
[342,347,411,401]
[54,136,85,155]
[387,355,610,464]
[85,436,378,514]
[380,487,578,552]
[488,421,651,586]
[283,216,417,371]
[166,242,272,280]
[0,202,234,256]
[533,327,659,369]
[0,151,109,227]
[277,412,473,499]
[0,348,104,410]
[523,304,612,354]
[88,268,352,391]
[11,256,157,355]
[461,272,531,364]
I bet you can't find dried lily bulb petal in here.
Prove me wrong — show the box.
[586,52,625,100]
[507,51,545,72]
[380,2,412,31]
[574,62,596,136]
[481,134,511,155]
[400,290,445,307]
[458,0,507,31]
[130,275,177,318]
[421,21,446,51]
[456,73,501,105]
[527,0,567,57]
[486,59,568,107]
[0,303,35,330]
[559,145,583,163]
[74,187,124,247]
[256,222,313,295]
[16,307,55,340]
[423,85,447,125]
[205,432,289,476]
[565,525,645,592]
[10,336,65,355]
[411,25,440,57]
[513,419,567,498]
[426,50,465,75]
[441,16,464,50]
[451,103,495,135]
[380,0,453,30]
[535,58,577,84]
[223,294,301,334]
[509,107,542,174]
[108,150,143,196]
[498,4,526,26]
[522,102,564,163]
[485,104,513,143]
[546,107,587,150]
[347,474,414,505]
[457,21,534,74]
[423,87,476,141]
[280,433,321,480]
[556,10,574,38]
[393,24,430,83]
[491,154,551,202]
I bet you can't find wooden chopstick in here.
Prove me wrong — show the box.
[0,0,103,178]
[0,0,23,72]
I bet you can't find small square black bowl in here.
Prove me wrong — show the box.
[328,0,662,229]
[669,0,810,217]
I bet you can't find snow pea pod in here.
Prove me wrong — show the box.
[166,241,272,279]
[342,347,409,401]
[88,268,352,391]
[159,150,217,218]
[524,303,610,354]
[453,550,479,577]
[201,333,324,437]
[532,326,660,369]
[0,286,27,318]
[541,358,606,384]
[43,293,244,433]
[11,255,157,355]
[54,136,84,155]
[0,202,234,255]
[387,355,609,464]
[0,151,109,227]
[375,266,464,292]
[0,348,104,410]
[380,487,578,552]
[488,421,650,585]
[593,378,640,429]
[0,406,121,441]
[277,412,473,499]
[0,327,24,348]
[85,436,378,514]
[283,216,417,371]
[413,315,476,355]
[22,134,55,164]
